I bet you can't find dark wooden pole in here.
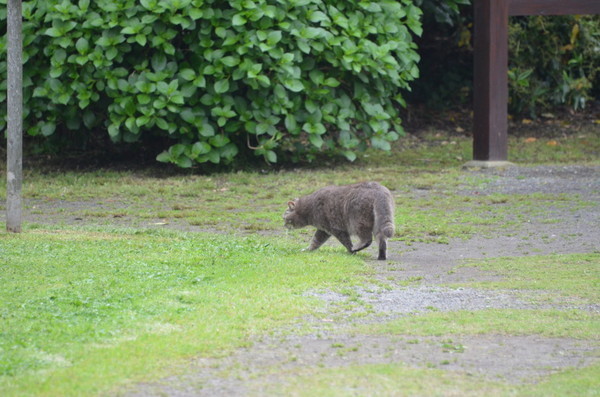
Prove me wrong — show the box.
[472,0,509,162]
[7,0,23,233]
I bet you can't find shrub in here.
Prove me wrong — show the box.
[508,15,600,117]
[0,0,422,167]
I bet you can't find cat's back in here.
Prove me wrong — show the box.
[308,181,391,214]
[309,181,389,200]
[345,181,392,200]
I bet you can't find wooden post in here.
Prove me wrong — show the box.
[472,0,509,163]
[7,0,23,233]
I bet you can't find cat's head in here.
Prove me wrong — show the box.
[283,199,306,229]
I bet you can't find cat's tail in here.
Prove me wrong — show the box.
[373,195,395,238]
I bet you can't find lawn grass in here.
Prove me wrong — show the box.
[0,130,599,395]
[0,227,367,396]
[266,361,600,397]
[372,308,599,339]
[456,253,600,303]
[264,363,513,396]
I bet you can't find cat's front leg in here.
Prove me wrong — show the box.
[305,229,331,251]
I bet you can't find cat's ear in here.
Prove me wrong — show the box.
[288,200,296,210]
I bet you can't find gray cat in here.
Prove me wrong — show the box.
[283,182,395,260]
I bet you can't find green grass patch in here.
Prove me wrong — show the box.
[265,361,600,397]
[520,362,600,397]
[1,133,597,243]
[509,134,600,165]
[265,363,512,396]
[0,228,366,396]
[455,253,600,303]
[372,309,599,339]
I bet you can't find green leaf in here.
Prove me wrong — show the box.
[305,100,318,114]
[108,124,120,138]
[219,143,239,160]
[135,34,147,46]
[232,14,247,26]
[371,136,391,151]
[176,156,193,168]
[309,70,324,85]
[156,151,171,163]
[191,141,211,157]
[221,56,240,67]
[156,117,169,130]
[180,108,196,123]
[136,115,152,127]
[199,121,215,137]
[76,37,89,54]
[214,79,230,94]
[170,144,186,158]
[303,122,326,135]
[267,30,282,46]
[209,135,230,148]
[40,122,56,137]
[45,28,63,38]
[53,49,67,63]
[189,8,203,19]
[79,0,90,11]
[342,150,357,162]
[151,53,167,72]
[308,134,324,148]
[283,79,304,92]
[137,94,152,105]
[265,150,277,163]
[308,11,330,24]
[199,150,220,164]
[193,75,207,88]
[285,114,298,132]
[297,39,311,54]
[170,94,185,105]
[323,77,341,87]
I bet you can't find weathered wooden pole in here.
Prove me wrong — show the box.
[471,0,509,164]
[6,0,23,233]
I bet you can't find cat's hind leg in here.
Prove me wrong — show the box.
[376,233,387,260]
[330,230,354,253]
[306,229,330,251]
[351,230,372,253]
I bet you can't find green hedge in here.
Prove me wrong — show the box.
[0,0,422,167]
[508,15,600,117]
